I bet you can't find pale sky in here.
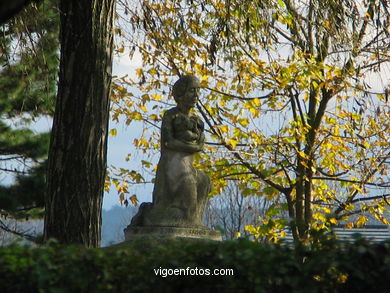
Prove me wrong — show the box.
[104,49,154,209]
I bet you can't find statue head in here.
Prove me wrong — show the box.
[172,75,200,108]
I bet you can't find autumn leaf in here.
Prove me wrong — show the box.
[129,194,139,207]
[109,128,117,137]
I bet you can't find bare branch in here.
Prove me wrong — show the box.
[313,176,389,188]
[205,87,276,101]
[350,194,390,205]
[0,218,39,243]
[197,101,290,194]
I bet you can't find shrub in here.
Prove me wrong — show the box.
[0,238,389,292]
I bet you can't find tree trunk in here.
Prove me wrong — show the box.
[44,0,115,247]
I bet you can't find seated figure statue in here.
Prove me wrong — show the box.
[130,75,212,228]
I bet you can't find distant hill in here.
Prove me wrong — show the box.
[0,205,138,247]
[101,205,137,247]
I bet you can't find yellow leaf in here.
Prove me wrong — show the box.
[200,79,209,87]
[135,68,143,78]
[337,273,348,284]
[141,94,150,102]
[362,141,371,149]
[313,212,327,222]
[152,94,162,101]
[253,98,261,107]
[313,275,322,281]
[104,182,110,192]
[345,222,354,229]
[214,1,225,9]
[300,160,309,169]
[116,86,126,94]
[109,128,117,137]
[148,68,157,75]
[244,225,260,235]
[149,114,158,120]
[216,80,226,88]
[356,216,367,227]
[297,151,309,160]
[141,160,152,168]
[219,125,229,133]
[228,138,238,148]
[133,112,142,120]
[239,118,249,127]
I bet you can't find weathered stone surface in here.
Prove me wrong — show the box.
[125,75,220,241]
[124,225,222,241]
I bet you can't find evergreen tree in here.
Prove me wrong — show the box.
[0,0,59,223]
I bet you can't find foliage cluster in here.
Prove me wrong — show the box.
[0,238,389,292]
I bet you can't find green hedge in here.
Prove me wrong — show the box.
[0,238,389,292]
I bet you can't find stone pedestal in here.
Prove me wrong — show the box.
[124,225,222,241]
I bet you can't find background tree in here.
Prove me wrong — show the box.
[110,0,390,242]
[44,0,116,247]
[0,0,58,237]
[203,180,271,240]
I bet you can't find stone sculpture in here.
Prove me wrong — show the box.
[125,75,220,240]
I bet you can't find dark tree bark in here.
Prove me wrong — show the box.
[44,0,115,247]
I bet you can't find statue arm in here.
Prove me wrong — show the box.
[161,111,202,153]
[197,118,205,146]
[196,130,205,149]
[165,137,202,153]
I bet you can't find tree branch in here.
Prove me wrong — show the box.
[350,194,390,205]
[312,176,389,188]
[0,218,39,243]
[197,101,290,195]
[205,87,275,101]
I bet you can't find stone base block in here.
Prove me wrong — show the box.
[124,225,222,241]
